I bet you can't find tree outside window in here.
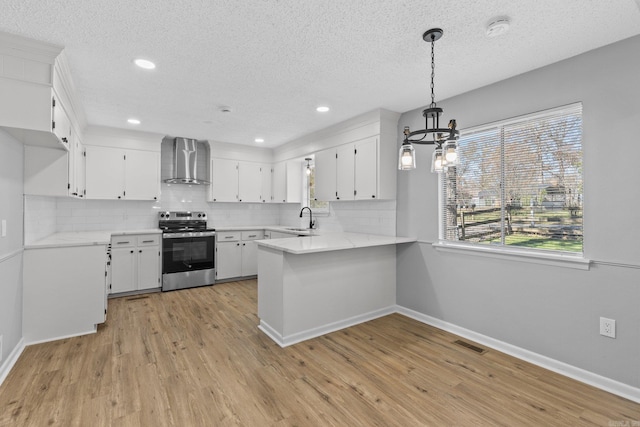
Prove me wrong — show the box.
[441,103,583,253]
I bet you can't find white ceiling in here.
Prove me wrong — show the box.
[2,1,640,148]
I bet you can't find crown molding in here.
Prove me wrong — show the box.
[0,31,62,64]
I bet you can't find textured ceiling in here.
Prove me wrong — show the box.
[2,1,640,147]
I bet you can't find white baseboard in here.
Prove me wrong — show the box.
[260,306,396,348]
[0,338,25,387]
[258,321,286,347]
[396,305,640,404]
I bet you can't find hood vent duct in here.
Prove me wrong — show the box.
[162,137,210,184]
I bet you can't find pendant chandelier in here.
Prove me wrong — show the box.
[398,28,459,173]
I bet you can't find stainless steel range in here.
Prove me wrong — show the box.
[159,211,216,292]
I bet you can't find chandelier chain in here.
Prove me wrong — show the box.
[430,38,436,108]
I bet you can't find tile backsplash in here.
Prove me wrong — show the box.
[23,195,57,244]
[24,184,397,243]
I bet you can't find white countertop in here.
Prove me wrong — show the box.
[257,232,416,255]
[215,225,315,236]
[25,229,161,249]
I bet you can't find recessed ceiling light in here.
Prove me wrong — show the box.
[486,17,510,38]
[316,106,330,113]
[134,59,156,69]
[127,118,141,125]
[255,138,265,143]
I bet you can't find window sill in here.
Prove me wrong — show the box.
[431,241,591,270]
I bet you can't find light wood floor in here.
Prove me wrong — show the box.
[1,280,638,426]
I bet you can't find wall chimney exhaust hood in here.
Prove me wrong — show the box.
[161,137,210,184]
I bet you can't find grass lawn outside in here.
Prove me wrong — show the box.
[486,233,582,252]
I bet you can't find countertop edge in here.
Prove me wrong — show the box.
[25,229,162,249]
[257,235,417,255]
[215,225,313,235]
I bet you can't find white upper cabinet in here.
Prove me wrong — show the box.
[354,136,378,200]
[314,132,395,202]
[85,146,125,199]
[272,162,286,202]
[238,161,262,202]
[0,35,80,151]
[272,161,302,203]
[314,148,338,201]
[211,159,274,203]
[315,143,358,201]
[85,146,159,200]
[211,158,239,202]
[23,124,85,198]
[51,97,72,149]
[124,149,160,200]
[0,81,70,150]
[336,143,355,201]
[261,164,272,203]
[74,134,86,198]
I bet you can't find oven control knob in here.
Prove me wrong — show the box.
[197,213,202,218]
[160,213,165,218]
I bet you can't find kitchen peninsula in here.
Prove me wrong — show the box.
[256,232,416,347]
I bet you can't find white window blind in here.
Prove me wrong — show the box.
[441,103,583,253]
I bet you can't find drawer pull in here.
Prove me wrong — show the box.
[117,241,131,245]
[248,234,257,238]
[224,236,234,239]
[142,240,154,243]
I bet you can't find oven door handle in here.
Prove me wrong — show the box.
[163,231,216,239]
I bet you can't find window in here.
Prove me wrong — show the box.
[441,103,583,254]
[303,163,328,211]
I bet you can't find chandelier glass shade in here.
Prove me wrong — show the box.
[399,28,459,173]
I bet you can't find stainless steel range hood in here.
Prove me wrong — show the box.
[162,137,210,184]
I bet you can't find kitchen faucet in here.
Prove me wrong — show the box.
[299,207,315,229]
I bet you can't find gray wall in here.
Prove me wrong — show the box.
[396,35,640,388]
[0,129,24,365]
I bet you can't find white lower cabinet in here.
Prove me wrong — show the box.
[216,230,264,280]
[23,244,108,343]
[216,234,242,280]
[110,234,161,294]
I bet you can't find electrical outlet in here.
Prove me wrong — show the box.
[600,317,616,338]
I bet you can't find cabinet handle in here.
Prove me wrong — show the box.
[130,250,134,254]
[139,250,142,253]
[248,235,257,238]
[142,240,154,243]
[118,196,121,199]
[372,195,376,198]
[242,243,246,246]
[224,236,234,239]
[117,241,131,245]
[237,243,240,246]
